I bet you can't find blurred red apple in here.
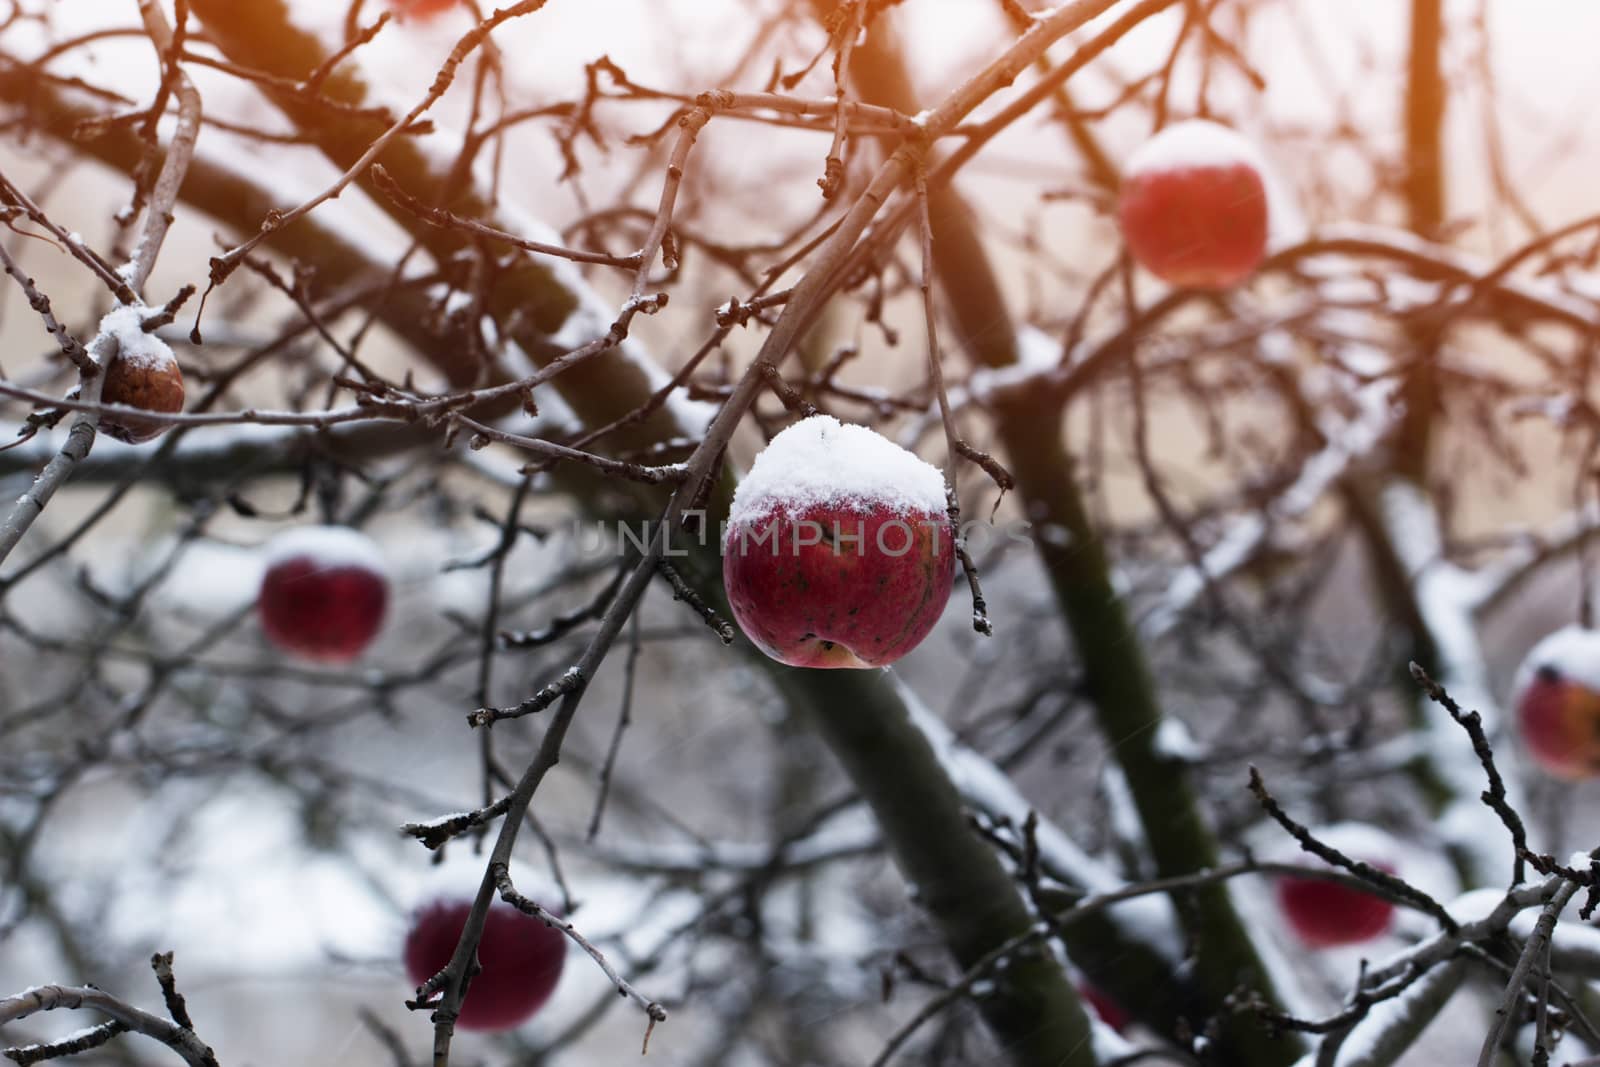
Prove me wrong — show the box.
[1117,119,1269,289]
[404,898,567,1032]
[1276,866,1395,948]
[1513,626,1600,779]
[257,526,389,662]
[1079,982,1129,1032]
[388,0,458,19]
[96,306,185,444]
[723,415,955,669]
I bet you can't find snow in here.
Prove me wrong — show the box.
[1125,118,1266,179]
[1445,886,1515,926]
[1258,258,1530,889]
[758,866,883,999]
[1084,1007,1138,1060]
[1037,524,1071,548]
[156,539,267,615]
[1293,958,1467,1067]
[894,687,1077,873]
[1260,144,1307,249]
[1101,766,1147,865]
[888,674,1185,961]
[1304,822,1403,869]
[495,199,717,438]
[1151,718,1204,762]
[1541,909,1600,972]
[97,304,176,372]
[441,287,476,316]
[3,1024,128,1056]
[728,415,949,527]
[567,878,706,962]
[262,525,389,576]
[0,985,46,1004]
[590,806,878,873]
[965,324,1064,404]
[1436,798,1516,892]
[1227,871,1320,1018]
[93,783,402,975]
[1140,342,1394,642]
[1380,481,1520,804]
[1511,624,1600,698]
[1311,222,1600,329]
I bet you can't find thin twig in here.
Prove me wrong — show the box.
[1248,766,1458,932]
[587,608,642,842]
[489,861,667,1052]
[1408,661,1528,883]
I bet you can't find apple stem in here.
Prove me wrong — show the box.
[913,170,1009,637]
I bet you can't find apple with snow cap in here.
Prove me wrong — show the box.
[404,897,567,1032]
[722,415,955,669]
[257,526,390,663]
[1274,825,1397,948]
[1116,119,1270,290]
[96,306,185,444]
[1513,626,1600,779]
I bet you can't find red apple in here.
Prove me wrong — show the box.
[388,0,459,20]
[257,526,389,662]
[723,416,955,669]
[96,306,185,444]
[1117,119,1269,289]
[404,898,567,1032]
[1079,982,1130,1032]
[1513,627,1600,779]
[1276,865,1395,948]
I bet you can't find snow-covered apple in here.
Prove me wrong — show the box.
[1512,626,1600,779]
[722,415,955,669]
[1275,843,1396,949]
[257,526,389,662]
[96,306,185,444]
[404,898,567,1032]
[1276,872,1394,947]
[1117,119,1270,289]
